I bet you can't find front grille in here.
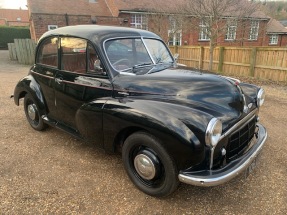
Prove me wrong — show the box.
[226,117,256,161]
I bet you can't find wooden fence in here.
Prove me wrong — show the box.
[8,39,36,65]
[169,46,287,82]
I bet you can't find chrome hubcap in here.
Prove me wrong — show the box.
[27,104,37,121]
[134,154,156,180]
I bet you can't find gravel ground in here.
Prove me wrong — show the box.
[0,50,286,214]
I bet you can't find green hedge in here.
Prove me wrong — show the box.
[0,26,31,49]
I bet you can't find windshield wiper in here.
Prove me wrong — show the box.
[133,62,153,69]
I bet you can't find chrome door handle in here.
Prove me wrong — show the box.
[55,77,63,84]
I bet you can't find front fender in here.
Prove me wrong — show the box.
[14,74,47,115]
[103,97,213,169]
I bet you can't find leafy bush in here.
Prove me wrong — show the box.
[0,26,31,49]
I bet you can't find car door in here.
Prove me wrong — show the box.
[33,36,59,119]
[54,37,113,145]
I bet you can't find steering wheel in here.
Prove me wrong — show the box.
[113,58,130,67]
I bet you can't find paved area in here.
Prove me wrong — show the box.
[0,50,286,214]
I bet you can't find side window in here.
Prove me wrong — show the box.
[37,37,58,67]
[61,37,87,73]
[88,43,98,71]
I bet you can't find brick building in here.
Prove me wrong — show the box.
[28,0,124,40]
[0,9,29,27]
[27,0,287,47]
[110,0,275,47]
[264,19,287,46]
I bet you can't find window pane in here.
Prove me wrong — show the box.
[37,37,58,67]
[130,14,148,30]
[269,34,278,45]
[105,38,152,71]
[144,39,173,63]
[249,20,259,40]
[61,38,87,73]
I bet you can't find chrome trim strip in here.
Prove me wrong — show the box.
[30,71,54,79]
[141,36,156,64]
[219,109,257,141]
[178,124,267,187]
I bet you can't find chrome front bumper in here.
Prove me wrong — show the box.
[178,123,267,187]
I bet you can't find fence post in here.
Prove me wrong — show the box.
[199,46,204,69]
[250,48,257,77]
[218,47,224,73]
[175,45,178,54]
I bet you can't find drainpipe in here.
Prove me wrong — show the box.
[65,13,69,26]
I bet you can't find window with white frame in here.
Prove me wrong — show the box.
[269,34,279,45]
[130,14,148,30]
[199,20,210,41]
[168,31,182,46]
[225,20,237,41]
[249,20,259,40]
[168,17,182,46]
[48,25,58,31]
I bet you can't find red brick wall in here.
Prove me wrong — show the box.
[281,35,287,46]
[185,19,269,47]
[117,13,273,47]
[30,13,123,41]
[261,34,287,47]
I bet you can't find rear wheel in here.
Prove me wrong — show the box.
[24,94,46,131]
[122,132,179,197]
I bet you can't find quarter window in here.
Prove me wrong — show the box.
[130,14,148,30]
[37,37,58,67]
[269,34,279,45]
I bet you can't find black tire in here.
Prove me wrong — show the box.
[24,94,47,131]
[122,132,179,197]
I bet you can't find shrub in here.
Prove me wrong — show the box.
[0,26,31,49]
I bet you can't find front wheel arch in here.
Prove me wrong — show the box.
[122,131,179,197]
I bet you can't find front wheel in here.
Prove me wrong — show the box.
[24,94,47,131]
[122,132,179,197]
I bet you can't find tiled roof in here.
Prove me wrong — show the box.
[267,19,287,34]
[114,0,269,19]
[0,9,29,22]
[114,0,185,13]
[28,0,112,17]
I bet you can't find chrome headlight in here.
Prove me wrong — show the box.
[205,118,222,147]
[257,88,265,107]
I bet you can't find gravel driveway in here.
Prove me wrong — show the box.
[0,50,286,214]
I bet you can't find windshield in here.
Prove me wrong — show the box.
[104,38,173,74]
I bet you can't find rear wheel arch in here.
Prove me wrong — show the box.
[24,93,47,131]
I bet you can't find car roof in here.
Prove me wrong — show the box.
[39,25,161,43]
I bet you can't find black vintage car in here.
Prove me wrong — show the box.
[13,25,267,197]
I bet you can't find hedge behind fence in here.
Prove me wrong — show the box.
[0,26,30,49]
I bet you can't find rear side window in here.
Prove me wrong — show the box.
[61,37,87,73]
[37,37,58,67]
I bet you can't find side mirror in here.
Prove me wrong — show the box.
[94,59,103,72]
[173,53,179,68]
[94,60,106,75]
[174,53,179,61]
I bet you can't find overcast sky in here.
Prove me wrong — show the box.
[0,0,27,9]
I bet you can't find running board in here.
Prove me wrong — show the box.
[42,115,83,140]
